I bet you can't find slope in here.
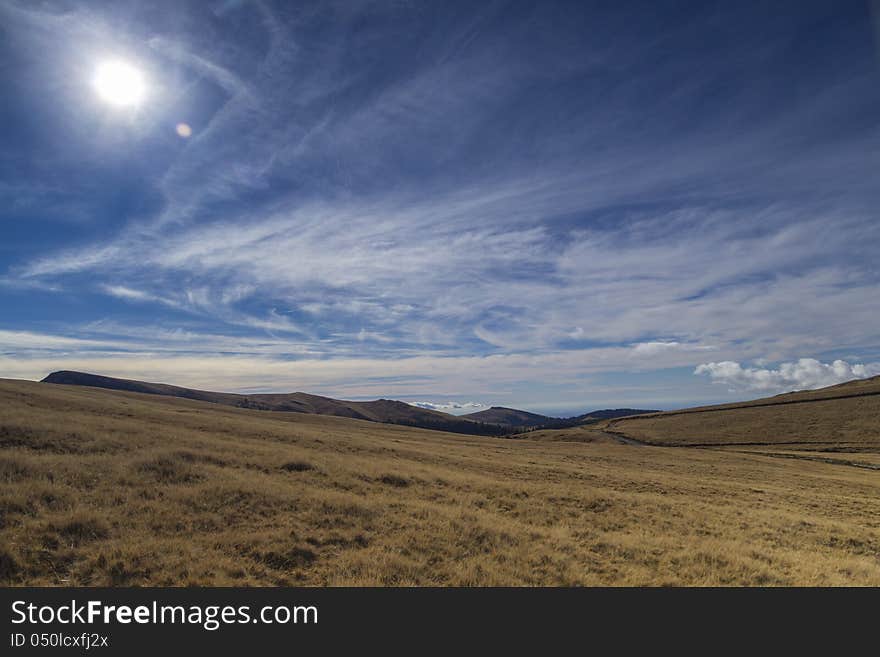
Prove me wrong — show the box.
[460,406,555,428]
[1,377,879,586]
[600,375,880,449]
[41,371,506,436]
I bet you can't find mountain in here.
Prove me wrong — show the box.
[41,371,508,436]
[462,406,659,429]
[571,408,661,422]
[41,371,662,435]
[460,407,555,428]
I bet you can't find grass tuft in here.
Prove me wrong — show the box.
[136,455,202,484]
[378,474,409,488]
[280,461,314,472]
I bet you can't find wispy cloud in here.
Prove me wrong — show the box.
[25,202,877,358]
[101,284,181,307]
[631,341,717,356]
[1,2,878,408]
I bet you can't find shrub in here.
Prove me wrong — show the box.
[0,457,34,483]
[55,516,110,545]
[0,549,19,581]
[378,474,409,488]
[136,456,201,484]
[280,461,314,473]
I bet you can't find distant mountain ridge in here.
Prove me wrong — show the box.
[573,408,661,422]
[41,371,659,436]
[41,371,508,436]
[461,406,660,430]
[460,407,554,428]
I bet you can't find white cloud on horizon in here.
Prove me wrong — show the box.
[407,401,488,414]
[694,358,880,392]
[6,327,878,409]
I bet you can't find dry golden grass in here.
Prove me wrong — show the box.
[602,381,880,450]
[1,379,878,586]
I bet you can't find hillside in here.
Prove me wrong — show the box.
[2,378,879,586]
[601,375,880,449]
[461,406,659,429]
[461,406,554,428]
[572,408,661,423]
[41,371,507,436]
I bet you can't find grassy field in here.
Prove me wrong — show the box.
[596,376,880,456]
[602,395,880,449]
[1,378,879,586]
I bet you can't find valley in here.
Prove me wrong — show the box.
[1,376,877,586]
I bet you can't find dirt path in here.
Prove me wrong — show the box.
[586,429,648,446]
[592,427,880,471]
[724,449,880,471]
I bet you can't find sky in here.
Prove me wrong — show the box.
[1,0,879,416]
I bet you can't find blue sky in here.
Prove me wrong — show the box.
[1,0,879,415]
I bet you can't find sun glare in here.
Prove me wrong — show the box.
[92,60,147,108]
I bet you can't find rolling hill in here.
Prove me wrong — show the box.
[601,374,880,449]
[461,406,659,429]
[571,408,662,423]
[528,376,880,471]
[41,371,658,436]
[41,371,508,436]
[460,406,555,428]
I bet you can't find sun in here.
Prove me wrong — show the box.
[92,60,147,108]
